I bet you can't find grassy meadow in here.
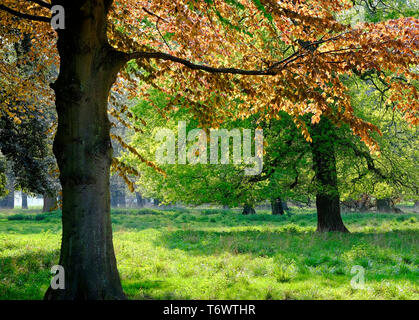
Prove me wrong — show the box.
[0,207,418,300]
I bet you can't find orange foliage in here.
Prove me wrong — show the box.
[0,0,418,154]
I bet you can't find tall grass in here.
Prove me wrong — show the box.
[0,208,418,300]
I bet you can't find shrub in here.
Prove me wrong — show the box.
[273,255,298,282]
[7,211,61,221]
[111,208,162,215]
[7,214,33,221]
[201,209,225,215]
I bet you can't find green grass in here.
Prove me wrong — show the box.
[0,207,418,300]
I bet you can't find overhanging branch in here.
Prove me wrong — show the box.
[124,32,347,76]
[0,4,51,22]
[125,51,277,76]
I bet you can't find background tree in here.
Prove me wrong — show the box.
[0,30,59,210]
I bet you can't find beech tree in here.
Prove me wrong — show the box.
[122,91,272,212]
[338,71,419,212]
[0,32,58,207]
[0,0,417,299]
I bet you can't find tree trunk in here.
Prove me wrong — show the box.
[242,204,256,215]
[43,193,57,212]
[271,197,284,215]
[358,193,370,212]
[110,188,118,208]
[0,175,14,209]
[117,188,126,208]
[414,201,419,213]
[376,198,401,213]
[0,190,14,209]
[135,192,144,208]
[153,198,160,207]
[44,2,126,300]
[311,117,348,233]
[21,192,28,209]
[376,198,392,212]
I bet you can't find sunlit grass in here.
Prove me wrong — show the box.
[0,208,418,299]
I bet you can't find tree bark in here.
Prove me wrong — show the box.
[0,174,14,209]
[21,192,28,209]
[359,193,371,212]
[42,193,57,212]
[271,197,284,215]
[110,186,118,208]
[376,198,393,212]
[153,198,160,207]
[0,190,14,209]
[44,2,126,300]
[135,192,144,208]
[242,204,256,215]
[311,118,348,233]
[117,188,126,208]
[376,198,402,213]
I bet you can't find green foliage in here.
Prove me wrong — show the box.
[337,75,419,201]
[126,74,418,210]
[126,88,315,208]
[125,88,268,207]
[0,32,58,197]
[122,0,419,209]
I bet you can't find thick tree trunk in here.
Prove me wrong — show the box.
[242,204,256,215]
[44,2,126,300]
[135,192,144,208]
[153,198,160,207]
[271,197,284,215]
[311,118,348,233]
[21,192,28,209]
[43,193,57,212]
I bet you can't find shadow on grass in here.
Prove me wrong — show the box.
[2,209,418,235]
[122,279,190,299]
[112,210,418,233]
[155,227,419,259]
[0,248,60,299]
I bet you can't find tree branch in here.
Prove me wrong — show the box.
[0,4,51,22]
[104,0,115,13]
[125,51,277,75]
[26,0,52,9]
[142,7,168,23]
